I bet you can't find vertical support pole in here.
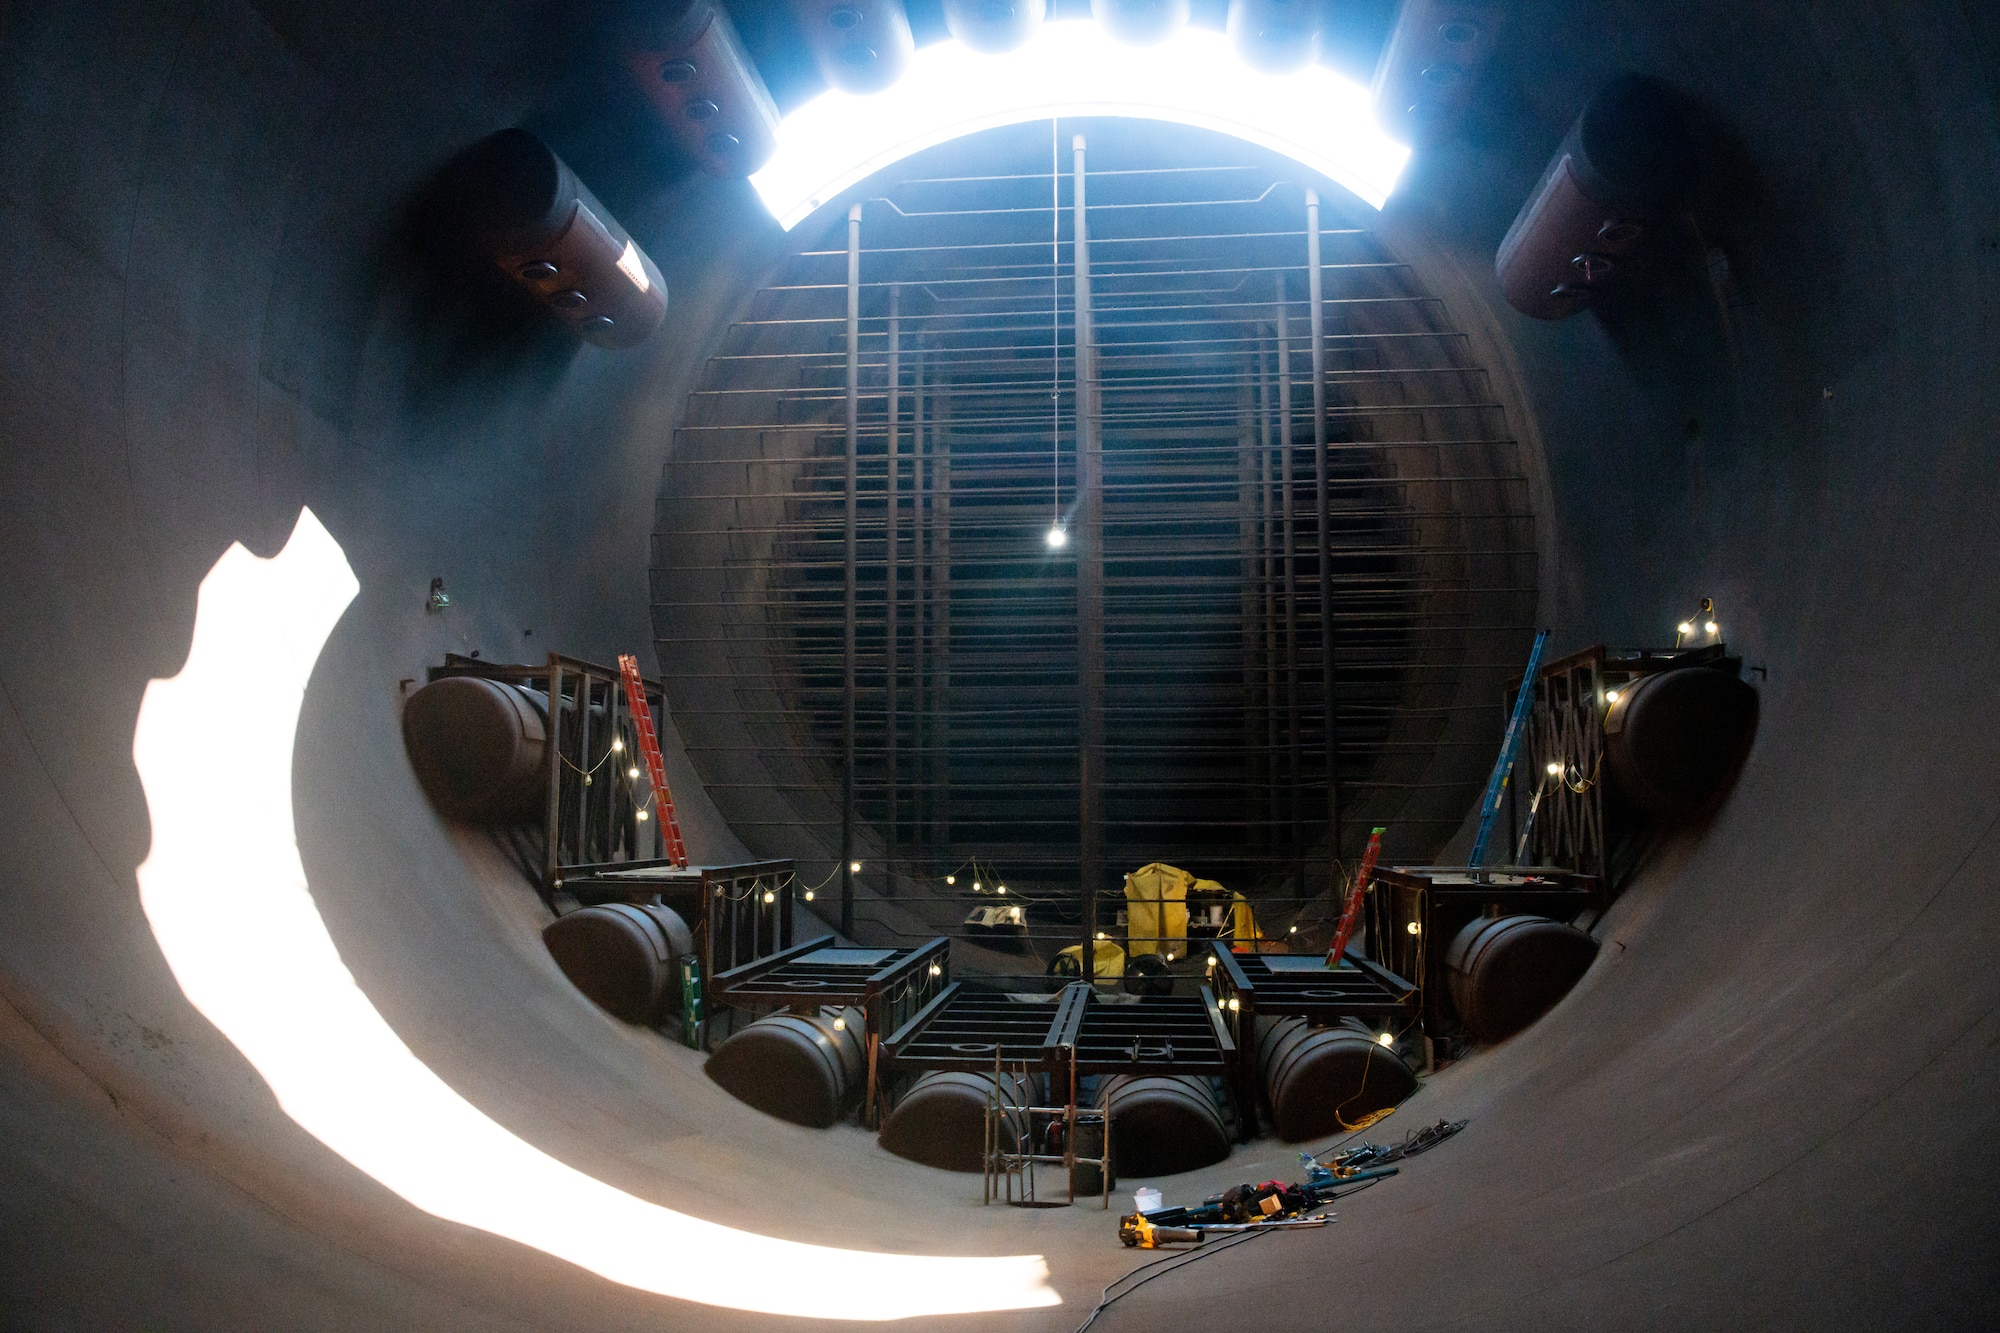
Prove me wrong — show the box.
[1256,357,1278,852]
[1306,188,1343,876]
[933,366,952,859]
[1236,375,1258,852]
[543,659,564,889]
[1073,133,1103,971]
[1276,278,1302,894]
[912,339,927,866]
[843,202,860,937]
[885,283,901,899]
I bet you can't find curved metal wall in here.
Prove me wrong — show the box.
[0,0,1994,1329]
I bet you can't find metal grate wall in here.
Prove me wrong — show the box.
[653,121,1536,956]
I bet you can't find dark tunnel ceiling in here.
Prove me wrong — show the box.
[653,119,1537,950]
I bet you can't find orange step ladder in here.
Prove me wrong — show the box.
[617,653,689,869]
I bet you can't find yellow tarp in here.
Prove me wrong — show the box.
[1123,863,1194,957]
[1053,939,1126,980]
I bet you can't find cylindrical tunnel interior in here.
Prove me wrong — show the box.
[0,2,1996,1330]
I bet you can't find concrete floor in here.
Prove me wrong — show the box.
[0,0,1996,1328]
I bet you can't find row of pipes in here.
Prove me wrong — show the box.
[621,0,1507,183]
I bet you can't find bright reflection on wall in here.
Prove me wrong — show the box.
[130,510,1057,1321]
[751,20,1410,229]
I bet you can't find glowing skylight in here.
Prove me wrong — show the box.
[131,509,1058,1321]
[751,20,1410,229]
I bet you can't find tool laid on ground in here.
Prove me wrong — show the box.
[1119,1214,1332,1248]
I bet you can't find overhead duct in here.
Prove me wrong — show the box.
[790,0,916,94]
[1494,74,1696,319]
[620,0,781,177]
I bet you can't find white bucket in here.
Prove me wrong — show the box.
[1133,1187,1163,1213]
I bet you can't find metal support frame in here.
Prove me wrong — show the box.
[1306,188,1343,871]
[843,201,861,936]
[885,283,901,898]
[1073,134,1104,970]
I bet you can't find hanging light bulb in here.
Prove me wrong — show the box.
[1605,689,1621,704]
[1377,1031,1394,1047]
[1546,761,1562,776]
[628,766,640,780]
[832,1016,846,1031]
[763,889,776,904]
[850,861,862,874]
[635,809,648,821]
[996,885,1006,895]
[929,962,942,976]
[1677,621,1694,636]
[1705,620,1719,635]
[804,889,815,901]
[1046,525,1068,549]
[1406,920,1421,935]
[611,737,624,753]
[972,881,982,893]
[945,875,956,886]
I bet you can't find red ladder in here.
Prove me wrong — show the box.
[1325,826,1385,970]
[616,653,689,869]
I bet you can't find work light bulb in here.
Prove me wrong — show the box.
[1407,920,1421,935]
[850,861,862,873]
[832,1017,845,1031]
[1605,689,1621,704]
[635,809,648,821]
[1377,1031,1394,1047]
[804,889,815,901]
[628,766,640,779]
[973,881,982,892]
[929,962,942,976]
[1705,620,1718,634]
[1546,761,1562,776]
[1096,932,1106,940]
[996,885,1006,895]
[945,875,956,885]
[1677,621,1693,636]
[1227,998,1240,1012]
[763,890,775,904]
[612,738,624,752]
[1288,925,1298,934]
[1046,525,1068,549]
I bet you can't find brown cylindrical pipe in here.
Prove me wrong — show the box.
[1226,0,1320,73]
[940,0,1045,53]
[542,903,695,1025]
[1445,914,1598,1044]
[1090,0,1190,46]
[791,0,915,94]
[402,676,548,823]
[1370,0,1504,144]
[878,1069,1032,1171]
[1604,665,1759,817]
[620,0,780,178]
[1495,75,1696,319]
[449,128,668,348]
[706,1006,867,1127]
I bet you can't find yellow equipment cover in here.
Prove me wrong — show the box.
[1053,939,1127,980]
[1123,863,1194,957]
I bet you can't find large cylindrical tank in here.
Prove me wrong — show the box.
[446,129,668,347]
[402,676,548,822]
[1255,1016,1417,1142]
[1090,0,1190,46]
[542,903,695,1025]
[1494,75,1696,319]
[940,0,1044,53]
[705,1006,867,1128]
[1446,914,1598,1044]
[790,0,915,94]
[1370,0,1504,144]
[1226,0,1320,73]
[1100,1075,1232,1177]
[619,0,780,177]
[1605,666,1760,817]
[877,1069,1031,1172]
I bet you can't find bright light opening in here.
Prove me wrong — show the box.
[750,21,1409,230]
[129,510,1058,1322]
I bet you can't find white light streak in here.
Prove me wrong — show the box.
[751,21,1409,229]
[130,509,1057,1321]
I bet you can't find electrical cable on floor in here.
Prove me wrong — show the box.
[1071,1178,1387,1333]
